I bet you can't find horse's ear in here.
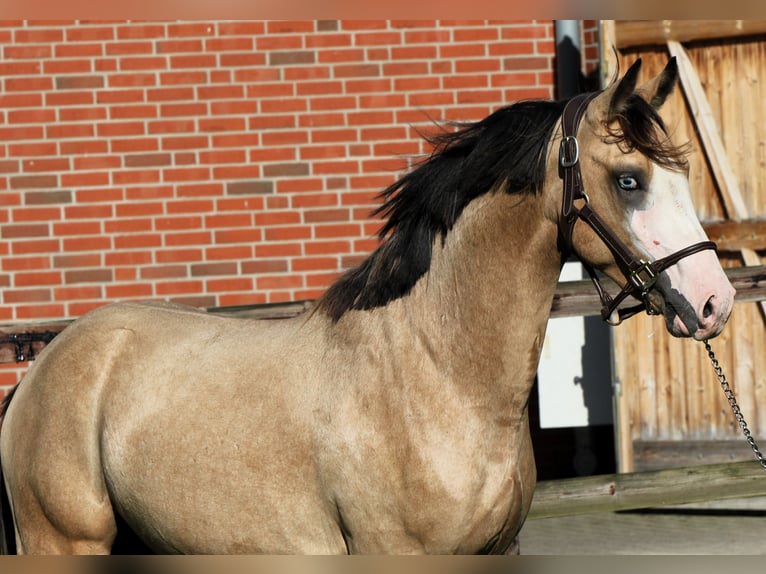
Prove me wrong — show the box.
[607,58,642,120]
[636,57,679,110]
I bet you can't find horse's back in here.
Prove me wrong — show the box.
[1,301,347,553]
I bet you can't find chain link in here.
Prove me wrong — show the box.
[704,339,766,472]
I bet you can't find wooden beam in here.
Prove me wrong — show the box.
[2,267,765,365]
[668,40,750,221]
[615,20,766,50]
[528,460,766,520]
[703,219,766,252]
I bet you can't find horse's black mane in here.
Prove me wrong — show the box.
[316,98,566,322]
[316,91,686,322]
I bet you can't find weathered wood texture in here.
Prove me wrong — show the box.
[610,30,766,472]
[614,21,766,49]
[528,460,766,519]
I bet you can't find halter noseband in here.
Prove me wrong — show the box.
[558,92,717,325]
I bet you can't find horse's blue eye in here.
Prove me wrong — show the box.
[617,175,640,191]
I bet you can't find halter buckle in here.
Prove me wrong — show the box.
[559,135,580,168]
[629,260,658,294]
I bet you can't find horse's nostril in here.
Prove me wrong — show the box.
[703,296,715,319]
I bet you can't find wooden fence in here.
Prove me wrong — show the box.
[2,265,765,365]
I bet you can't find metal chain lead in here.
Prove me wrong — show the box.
[704,339,766,472]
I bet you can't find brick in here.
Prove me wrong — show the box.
[48,123,96,139]
[0,61,42,76]
[250,148,296,165]
[263,163,309,178]
[263,226,311,241]
[155,280,204,296]
[5,44,52,59]
[54,285,103,301]
[54,75,104,90]
[61,172,110,188]
[333,64,380,78]
[15,271,62,287]
[164,231,212,247]
[73,155,120,170]
[53,221,102,236]
[206,277,252,293]
[14,28,63,43]
[4,289,51,304]
[316,20,339,32]
[4,77,52,92]
[306,240,351,255]
[103,218,153,234]
[178,183,225,198]
[53,254,102,268]
[10,175,57,190]
[166,199,215,214]
[190,262,237,277]
[140,265,188,280]
[241,259,289,274]
[11,207,61,222]
[167,22,214,37]
[170,54,217,69]
[162,167,210,182]
[204,213,251,228]
[154,216,204,231]
[59,107,108,122]
[120,56,168,71]
[16,304,66,320]
[63,236,111,252]
[63,268,112,284]
[292,256,338,271]
[105,283,153,299]
[2,255,50,271]
[156,39,204,53]
[255,243,302,258]
[104,251,153,266]
[214,228,262,244]
[113,234,161,250]
[256,275,303,290]
[205,245,252,261]
[124,153,172,168]
[269,51,316,66]
[0,223,50,239]
[198,117,246,133]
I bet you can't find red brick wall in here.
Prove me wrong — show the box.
[0,19,602,387]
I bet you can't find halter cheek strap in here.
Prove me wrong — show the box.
[558,92,717,325]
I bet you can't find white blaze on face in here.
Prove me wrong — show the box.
[628,165,735,339]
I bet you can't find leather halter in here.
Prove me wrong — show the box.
[557,92,717,325]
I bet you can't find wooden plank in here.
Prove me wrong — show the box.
[633,439,764,471]
[703,219,766,251]
[528,460,766,519]
[615,20,766,50]
[1,267,765,365]
[668,40,750,220]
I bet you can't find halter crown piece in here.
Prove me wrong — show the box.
[557,92,717,325]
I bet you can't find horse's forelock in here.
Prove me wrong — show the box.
[605,93,689,171]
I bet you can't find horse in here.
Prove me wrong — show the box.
[0,57,735,554]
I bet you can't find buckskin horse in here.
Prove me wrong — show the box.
[0,58,735,554]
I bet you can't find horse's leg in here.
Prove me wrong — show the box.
[504,536,520,555]
[10,483,117,554]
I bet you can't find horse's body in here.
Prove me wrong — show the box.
[0,59,735,554]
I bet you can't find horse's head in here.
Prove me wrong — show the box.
[549,58,735,340]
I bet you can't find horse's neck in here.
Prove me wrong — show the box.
[381,190,561,409]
